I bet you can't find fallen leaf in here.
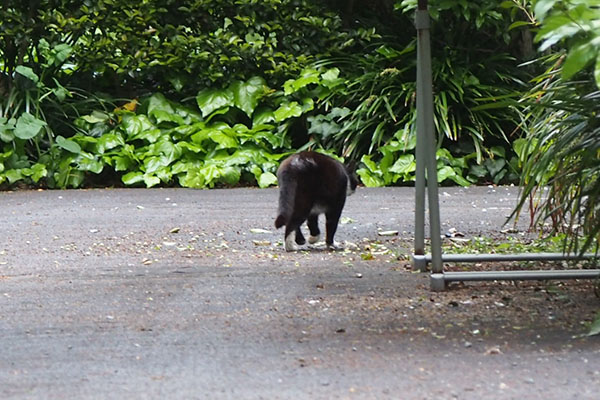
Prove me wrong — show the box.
[250,228,272,234]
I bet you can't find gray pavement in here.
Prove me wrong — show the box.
[1,187,599,399]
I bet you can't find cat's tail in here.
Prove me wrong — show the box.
[275,176,296,229]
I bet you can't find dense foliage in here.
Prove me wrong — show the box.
[514,0,600,254]
[0,0,550,190]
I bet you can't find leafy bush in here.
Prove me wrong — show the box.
[513,1,600,254]
[0,68,345,189]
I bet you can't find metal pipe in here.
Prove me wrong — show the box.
[431,269,600,291]
[443,269,600,281]
[413,10,427,263]
[415,8,443,274]
[422,252,597,263]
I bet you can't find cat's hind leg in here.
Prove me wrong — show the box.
[324,209,343,250]
[295,227,306,245]
[307,214,321,244]
[284,216,305,251]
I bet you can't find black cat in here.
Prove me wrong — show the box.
[274,151,357,251]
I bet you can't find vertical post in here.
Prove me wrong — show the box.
[414,0,443,278]
[413,1,427,267]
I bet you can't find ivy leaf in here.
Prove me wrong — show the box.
[143,174,161,187]
[76,153,104,174]
[30,163,47,183]
[257,171,277,188]
[15,113,47,140]
[122,171,144,185]
[196,87,234,118]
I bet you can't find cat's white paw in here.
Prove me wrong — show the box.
[285,234,297,252]
[308,234,321,244]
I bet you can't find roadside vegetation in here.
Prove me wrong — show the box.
[1,0,600,253]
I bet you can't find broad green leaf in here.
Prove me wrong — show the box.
[5,169,23,184]
[436,166,456,183]
[80,111,110,124]
[50,43,72,66]
[562,41,597,80]
[253,108,275,125]
[76,153,104,174]
[0,117,16,142]
[121,114,156,139]
[97,133,125,153]
[15,66,39,84]
[15,113,46,140]
[122,171,145,185]
[321,68,340,81]
[196,87,234,118]
[143,174,161,187]
[283,69,320,95]
[30,163,47,182]
[389,154,416,175]
[534,0,559,21]
[56,135,82,154]
[258,171,277,188]
[111,155,135,171]
[356,168,384,187]
[144,155,172,174]
[231,76,267,117]
[273,102,303,122]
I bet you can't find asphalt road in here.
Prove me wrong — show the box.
[1,187,599,399]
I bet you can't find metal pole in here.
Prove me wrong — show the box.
[431,269,600,291]
[418,252,598,264]
[414,2,443,274]
[413,6,427,265]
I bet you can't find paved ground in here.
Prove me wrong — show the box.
[1,187,599,399]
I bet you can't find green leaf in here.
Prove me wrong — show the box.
[196,87,234,118]
[562,41,597,80]
[534,0,558,21]
[143,174,161,187]
[15,66,39,84]
[122,171,145,185]
[56,135,82,154]
[0,117,16,142]
[273,102,303,122]
[258,171,277,188]
[231,77,267,117]
[283,69,320,95]
[5,169,24,184]
[356,168,384,187]
[30,163,47,183]
[436,166,456,183]
[121,114,156,139]
[389,154,416,175]
[15,113,46,140]
[76,153,104,174]
[508,21,532,31]
[588,313,600,336]
[596,53,600,88]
